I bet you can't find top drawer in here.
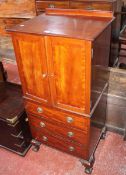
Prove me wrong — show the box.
[25,101,90,132]
[92,2,113,11]
[70,2,113,11]
[36,1,69,12]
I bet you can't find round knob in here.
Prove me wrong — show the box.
[67,116,74,123]
[69,146,75,152]
[37,107,43,113]
[42,73,47,78]
[42,136,48,142]
[40,122,46,128]
[67,131,74,138]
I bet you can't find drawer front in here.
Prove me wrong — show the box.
[92,3,112,11]
[28,114,88,145]
[31,127,87,159]
[25,101,90,131]
[70,2,92,10]
[36,1,69,12]
[70,2,112,11]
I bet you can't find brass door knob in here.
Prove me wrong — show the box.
[69,146,75,152]
[67,116,74,123]
[42,73,47,78]
[37,107,43,113]
[67,131,74,137]
[42,136,48,142]
[40,122,46,128]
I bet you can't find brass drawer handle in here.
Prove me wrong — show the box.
[67,131,74,138]
[40,121,46,128]
[85,6,94,10]
[48,4,55,8]
[67,116,74,123]
[69,146,75,152]
[37,107,43,113]
[42,136,48,142]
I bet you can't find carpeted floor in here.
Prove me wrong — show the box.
[0,132,126,175]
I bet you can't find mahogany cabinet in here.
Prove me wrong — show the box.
[8,9,114,173]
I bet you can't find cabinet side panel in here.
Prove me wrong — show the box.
[87,25,111,159]
[91,25,111,108]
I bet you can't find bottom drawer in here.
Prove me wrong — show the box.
[31,127,88,159]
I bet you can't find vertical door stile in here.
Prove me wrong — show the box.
[44,36,56,106]
[85,41,92,115]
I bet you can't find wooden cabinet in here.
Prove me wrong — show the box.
[0,62,32,155]
[8,9,114,173]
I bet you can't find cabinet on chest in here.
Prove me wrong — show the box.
[9,9,114,174]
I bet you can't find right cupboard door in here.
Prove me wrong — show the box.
[46,36,91,114]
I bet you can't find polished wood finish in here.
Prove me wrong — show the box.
[11,34,50,103]
[0,62,32,155]
[31,127,88,159]
[35,0,117,14]
[9,10,113,173]
[8,13,113,41]
[28,114,89,145]
[25,101,90,131]
[46,8,113,18]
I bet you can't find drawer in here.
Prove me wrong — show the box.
[28,114,88,145]
[31,127,87,159]
[36,1,69,12]
[70,2,92,10]
[25,101,90,131]
[92,3,112,11]
[70,2,112,11]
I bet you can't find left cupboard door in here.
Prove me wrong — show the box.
[12,34,51,104]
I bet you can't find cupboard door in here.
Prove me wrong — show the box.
[46,37,91,114]
[12,34,50,104]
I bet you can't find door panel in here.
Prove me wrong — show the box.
[46,37,88,114]
[12,34,50,104]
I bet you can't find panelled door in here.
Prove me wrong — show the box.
[12,34,50,104]
[46,36,91,114]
